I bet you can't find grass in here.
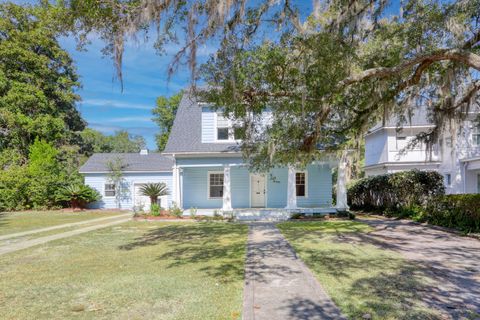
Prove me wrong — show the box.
[277,221,442,320]
[0,210,125,236]
[0,221,248,319]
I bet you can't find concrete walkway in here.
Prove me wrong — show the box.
[0,213,131,241]
[0,215,131,256]
[243,223,345,320]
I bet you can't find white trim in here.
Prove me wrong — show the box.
[214,111,242,143]
[162,151,242,157]
[295,171,308,198]
[249,173,267,208]
[364,161,442,170]
[103,183,116,198]
[365,125,436,137]
[177,163,245,168]
[207,171,224,200]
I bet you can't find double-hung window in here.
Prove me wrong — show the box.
[295,172,307,197]
[216,114,230,141]
[209,172,224,198]
[104,184,115,197]
[473,126,480,146]
[216,112,242,141]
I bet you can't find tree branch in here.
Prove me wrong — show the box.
[339,49,480,87]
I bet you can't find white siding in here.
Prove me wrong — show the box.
[84,172,173,210]
[201,107,215,142]
[365,130,388,166]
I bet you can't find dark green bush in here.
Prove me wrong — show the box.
[419,194,480,233]
[348,170,445,212]
[55,184,101,209]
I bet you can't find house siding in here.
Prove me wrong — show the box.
[182,167,223,209]
[201,107,215,143]
[179,161,332,209]
[84,172,173,209]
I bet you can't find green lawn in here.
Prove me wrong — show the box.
[0,210,125,236]
[277,221,442,320]
[0,221,248,320]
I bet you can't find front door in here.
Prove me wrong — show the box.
[251,174,266,208]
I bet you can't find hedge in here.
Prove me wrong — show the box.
[420,194,480,233]
[348,170,445,211]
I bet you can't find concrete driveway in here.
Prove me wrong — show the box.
[355,217,480,319]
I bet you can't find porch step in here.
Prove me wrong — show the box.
[234,210,292,222]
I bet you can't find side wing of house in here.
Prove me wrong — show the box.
[80,153,174,210]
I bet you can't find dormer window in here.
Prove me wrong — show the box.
[216,112,241,142]
[217,114,230,140]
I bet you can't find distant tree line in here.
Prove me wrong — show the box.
[0,3,145,211]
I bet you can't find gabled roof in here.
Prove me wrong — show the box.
[79,153,174,173]
[163,89,239,154]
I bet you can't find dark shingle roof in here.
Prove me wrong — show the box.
[163,89,240,153]
[79,153,174,173]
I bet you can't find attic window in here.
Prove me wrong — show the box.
[216,113,230,141]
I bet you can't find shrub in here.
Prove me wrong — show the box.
[189,207,197,219]
[348,170,445,212]
[150,203,161,216]
[336,210,356,220]
[170,204,183,218]
[290,212,303,219]
[420,194,480,233]
[0,164,30,211]
[55,184,101,209]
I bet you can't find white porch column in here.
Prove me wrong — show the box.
[222,165,232,211]
[336,155,349,211]
[285,165,297,209]
[172,165,181,208]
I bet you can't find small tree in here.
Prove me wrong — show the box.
[106,157,128,209]
[139,183,169,209]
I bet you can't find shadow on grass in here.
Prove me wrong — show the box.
[118,222,248,283]
[0,212,8,229]
[281,222,480,319]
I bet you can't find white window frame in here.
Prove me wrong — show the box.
[472,126,480,146]
[207,171,224,199]
[295,171,308,198]
[214,112,242,142]
[104,183,116,197]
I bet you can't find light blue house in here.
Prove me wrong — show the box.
[81,89,347,217]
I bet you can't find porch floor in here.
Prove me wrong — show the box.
[187,207,339,221]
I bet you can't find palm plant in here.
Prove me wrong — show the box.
[139,183,169,208]
[56,184,100,209]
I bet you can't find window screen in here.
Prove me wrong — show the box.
[209,173,224,198]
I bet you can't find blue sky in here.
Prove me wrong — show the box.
[8,0,400,150]
[60,36,214,150]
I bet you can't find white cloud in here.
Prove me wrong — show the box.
[105,116,154,123]
[81,99,153,110]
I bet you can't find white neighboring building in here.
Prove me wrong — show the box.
[364,107,480,194]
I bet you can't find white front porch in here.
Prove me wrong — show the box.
[171,156,349,214]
